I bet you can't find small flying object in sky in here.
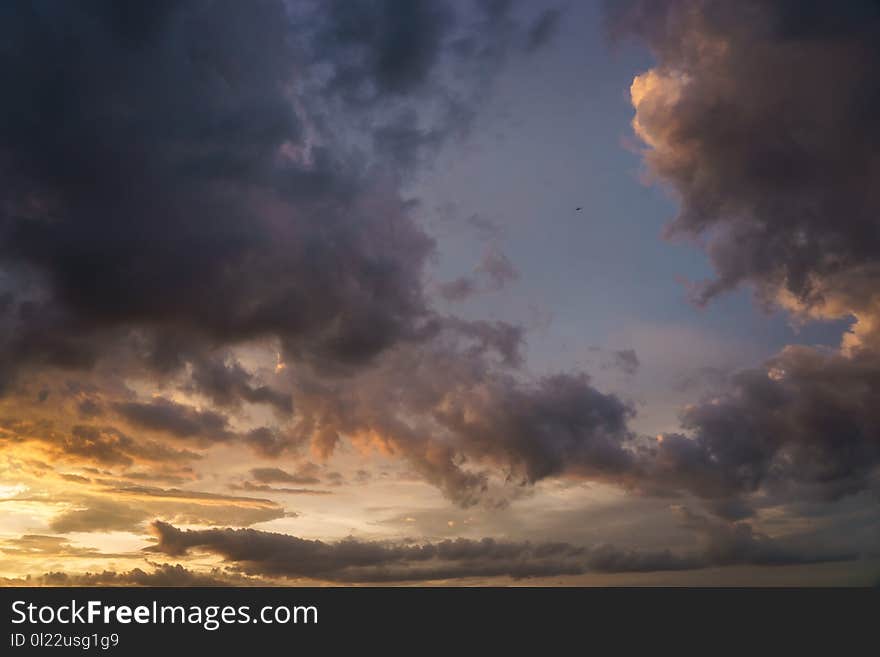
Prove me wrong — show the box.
[575,207,582,211]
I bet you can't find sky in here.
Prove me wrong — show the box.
[0,0,878,586]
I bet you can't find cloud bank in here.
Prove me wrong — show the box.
[145,516,852,583]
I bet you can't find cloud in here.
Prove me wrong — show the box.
[76,399,103,418]
[145,520,615,581]
[475,248,520,290]
[650,347,880,508]
[49,499,151,534]
[676,507,857,566]
[437,277,478,303]
[0,0,556,391]
[113,399,232,443]
[146,517,851,583]
[2,564,240,587]
[465,214,504,241]
[601,0,880,515]
[437,248,520,302]
[285,332,636,506]
[0,0,433,386]
[1,0,873,565]
[608,349,640,376]
[310,0,455,98]
[59,473,91,484]
[231,481,332,495]
[106,486,287,526]
[250,464,321,485]
[188,353,293,415]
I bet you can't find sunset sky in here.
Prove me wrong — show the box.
[1,0,878,586]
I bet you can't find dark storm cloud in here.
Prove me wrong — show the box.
[286,330,636,507]
[117,470,194,486]
[147,517,850,582]
[676,508,856,567]
[303,0,562,107]
[434,371,635,485]
[2,564,237,587]
[441,317,525,366]
[475,247,520,290]
[240,426,300,459]
[311,0,455,98]
[188,354,292,415]
[113,399,232,442]
[465,213,504,241]
[650,347,880,508]
[146,520,609,581]
[77,399,103,418]
[526,7,562,52]
[0,0,439,381]
[294,0,555,177]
